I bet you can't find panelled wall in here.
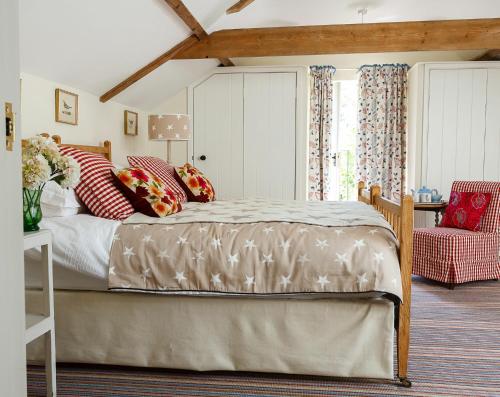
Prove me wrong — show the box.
[243,73,297,200]
[192,73,245,199]
[485,70,500,180]
[425,69,488,192]
[408,62,500,226]
[189,67,307,201]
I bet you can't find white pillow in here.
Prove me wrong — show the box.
[42,205,81,218]
[41,181,82,218]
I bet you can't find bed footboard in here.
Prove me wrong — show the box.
[358,182,414,387]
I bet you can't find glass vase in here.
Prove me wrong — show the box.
[23,188,43,232]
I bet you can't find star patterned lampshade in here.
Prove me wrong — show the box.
[148,114,191,141]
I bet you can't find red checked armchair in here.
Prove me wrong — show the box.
[413,181,500,288]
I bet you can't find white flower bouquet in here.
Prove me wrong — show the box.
[22,135,80,231]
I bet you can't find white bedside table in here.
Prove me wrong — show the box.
[24,230,56,397]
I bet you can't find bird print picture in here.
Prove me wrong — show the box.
[55,89,78,125]
[124,110,139,136]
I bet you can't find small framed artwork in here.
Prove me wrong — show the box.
[124,110,138,136]
[55,89,78,125]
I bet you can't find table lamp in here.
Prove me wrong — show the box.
[148,114,191,162]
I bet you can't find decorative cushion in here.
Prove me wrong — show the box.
[440,191,492,231]
[112,167,182,217]
[58,147,134,220]
[451,181,500,233]
[174,163,215,203]
[127,156,187,203]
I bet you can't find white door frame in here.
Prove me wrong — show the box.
[188,66,309,201]
[0,0,27,395]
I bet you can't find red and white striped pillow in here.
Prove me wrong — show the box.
[59,147,134,220]
[127,156,187,203]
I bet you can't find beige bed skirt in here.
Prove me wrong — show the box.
[26,290,395,379]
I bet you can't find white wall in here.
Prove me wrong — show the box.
[234,50,485,81]
[234,50,483,68]
[151,88,190,165]
[21,73,165,165]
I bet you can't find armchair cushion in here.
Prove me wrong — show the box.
[413,227,500,284]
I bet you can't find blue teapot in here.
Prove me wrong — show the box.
[417,186,432,203]
[431,189,443,203]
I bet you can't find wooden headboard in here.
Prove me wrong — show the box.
[39,133,112,161]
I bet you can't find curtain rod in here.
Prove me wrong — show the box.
[309,67,359,71]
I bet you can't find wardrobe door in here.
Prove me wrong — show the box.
[425,68,487,199]
[485,69,500,181]
[243,72,297,200]
[193,73,244,200]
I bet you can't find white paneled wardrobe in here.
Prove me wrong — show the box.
[189,67,307,200]
[408,62,500,197]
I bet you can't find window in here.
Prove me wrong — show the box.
[328,80,358,201]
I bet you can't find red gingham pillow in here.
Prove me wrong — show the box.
[440,191,492,231]
[127,156,187,203]
[59,147,134,220]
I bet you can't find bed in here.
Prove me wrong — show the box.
[25,135,414,387]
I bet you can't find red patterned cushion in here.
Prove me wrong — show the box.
[440,191,492,231]
[112,167,182,217]
[451,181,500,233]
[174,163,215,203]
[59,147,134,220]
[127,156,187,203]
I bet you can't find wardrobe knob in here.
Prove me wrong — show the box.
[199,155,207,161]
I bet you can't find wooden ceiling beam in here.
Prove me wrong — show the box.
[226,0,256,14]
[100,0,235,103]
[174,18,500,59]
[164,0,233,66]
[99,35,198,103]
[164,0,206,39]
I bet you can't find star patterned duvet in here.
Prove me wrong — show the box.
[108,199,403,301]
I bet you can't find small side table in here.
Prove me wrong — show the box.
[24,230,56,397]
[414,202,448,226]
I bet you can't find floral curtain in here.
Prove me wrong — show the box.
[356,64,409,202]
[308,65,336,201]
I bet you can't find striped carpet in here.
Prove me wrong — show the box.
[28,277,500,396]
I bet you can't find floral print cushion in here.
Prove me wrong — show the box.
[174,163,215,203]
[440,191,492,231]
[112,167,182,217]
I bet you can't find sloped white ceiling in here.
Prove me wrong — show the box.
[19,0,217,110]
[20,0,500,110]
[112,59,217,110]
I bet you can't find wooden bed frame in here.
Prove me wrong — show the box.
[29,135,414,387]
[39,133,112,161]
[358,181,414,387]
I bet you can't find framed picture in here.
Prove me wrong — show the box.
[124,110,138,136]
[55,89,78,125]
